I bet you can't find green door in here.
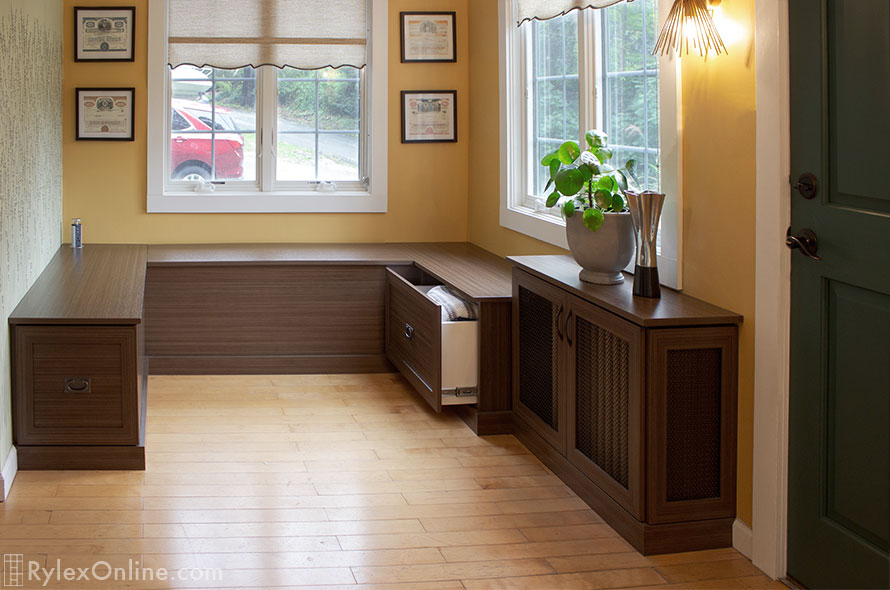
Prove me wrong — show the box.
[788,1,890,588]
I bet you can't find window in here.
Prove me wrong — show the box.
[501,0,682,288]
[275,67,362,183]
[167,65,362,187]
[529,12,580,199]
[147,0,388,213]
[602,1,661,192]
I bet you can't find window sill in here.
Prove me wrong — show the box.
[147,190,388,214]
[500,204,569,250]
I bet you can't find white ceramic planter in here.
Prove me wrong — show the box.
[565,211,636,285]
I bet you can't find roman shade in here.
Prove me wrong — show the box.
[167,0,368,70]
[516,0,628,25]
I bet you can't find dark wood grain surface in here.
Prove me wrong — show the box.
[9,245,147,325]
[148,243,513,301]
[14,325,140,446]
[144,264,387,357]
[509,256,742,327]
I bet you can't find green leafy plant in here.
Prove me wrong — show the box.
[541,130,638,232]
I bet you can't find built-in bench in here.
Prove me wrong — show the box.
[8,243,514,470]
[8,242,743,556]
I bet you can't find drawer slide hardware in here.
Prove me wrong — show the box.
[64,377,91,393]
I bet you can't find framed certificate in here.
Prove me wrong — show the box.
[401,91,457,144]
[74,7,135,62]
[76,88,135,141]
[400,12,456,63]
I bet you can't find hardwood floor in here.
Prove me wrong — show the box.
[0,374,784,589]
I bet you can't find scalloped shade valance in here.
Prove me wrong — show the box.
[516,0,628,25]
[167,0,368,70]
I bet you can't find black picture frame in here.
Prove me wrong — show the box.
[401,90,458,144]
[74,6,135,62]
[75,87,135,141]
[400,12,457,63]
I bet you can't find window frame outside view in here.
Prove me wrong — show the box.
[526,0,661,210]
[167,64,364,190]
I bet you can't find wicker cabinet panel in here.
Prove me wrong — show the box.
[512,268,568,453]
[567,296,645,519]
[647,327,738,524]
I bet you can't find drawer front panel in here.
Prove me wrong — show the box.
[32,342,125,429]
[14,326,138,445]
[385,269,442,411]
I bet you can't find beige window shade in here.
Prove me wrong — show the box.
[516,0,629,25]
[168,0,368,70]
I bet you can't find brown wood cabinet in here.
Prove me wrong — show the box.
[385,265,512,433]
[9,245,148,470]
[9,243,515,471]
[511,256,740,555]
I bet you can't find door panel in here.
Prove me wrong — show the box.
[828,0,890,212]
[788,1,890,587]
[566,295,644,519]
[512,269,568,454]
[824,281,889,550]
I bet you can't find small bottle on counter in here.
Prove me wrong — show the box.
[71,218,83,248]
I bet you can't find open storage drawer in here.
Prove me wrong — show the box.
[385,266,479,412]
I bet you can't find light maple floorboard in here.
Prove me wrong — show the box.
[0,374,780,589]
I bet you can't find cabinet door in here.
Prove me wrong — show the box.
[513,269,568,454]
[566,295,645,519]
[646,326,738,524]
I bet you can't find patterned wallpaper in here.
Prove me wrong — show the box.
[0,0,63,469]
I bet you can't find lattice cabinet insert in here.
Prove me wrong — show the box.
[510,257,740,555]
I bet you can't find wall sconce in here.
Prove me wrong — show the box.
[653,0,727,57]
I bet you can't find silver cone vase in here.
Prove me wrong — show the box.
[626,190,666,299]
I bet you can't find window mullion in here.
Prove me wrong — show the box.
[578,11,598,138]
[523,25,535,203]
[260,67,277,191]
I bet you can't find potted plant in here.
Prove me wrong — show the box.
[542,130,638,285]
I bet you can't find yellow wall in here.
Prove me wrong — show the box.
[63,0,470,244]
[466,0,568,257]
[466,0,757,525]
[679,1,757,525]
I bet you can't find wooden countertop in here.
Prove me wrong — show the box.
[8,246,742,327]
[8,245,148,325]
[8,243,513,326]
[148,243,514,301]
[510,255,742,327]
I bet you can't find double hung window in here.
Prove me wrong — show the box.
[501,0,682,287]
[147,0,387,213]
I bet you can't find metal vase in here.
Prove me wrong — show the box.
[626,190,666,299]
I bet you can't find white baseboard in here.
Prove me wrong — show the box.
[0,446,18,501]
[733,518,753,559]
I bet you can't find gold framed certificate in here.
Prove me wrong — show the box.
[400,12,456,63]
[401,91,457,144]
[76,88,135,141]
[75,7,135,62]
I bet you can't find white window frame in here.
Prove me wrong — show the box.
[499,0,683,289]
[147,0,388,213]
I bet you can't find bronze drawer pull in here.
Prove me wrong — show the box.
[64,377,91,393]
